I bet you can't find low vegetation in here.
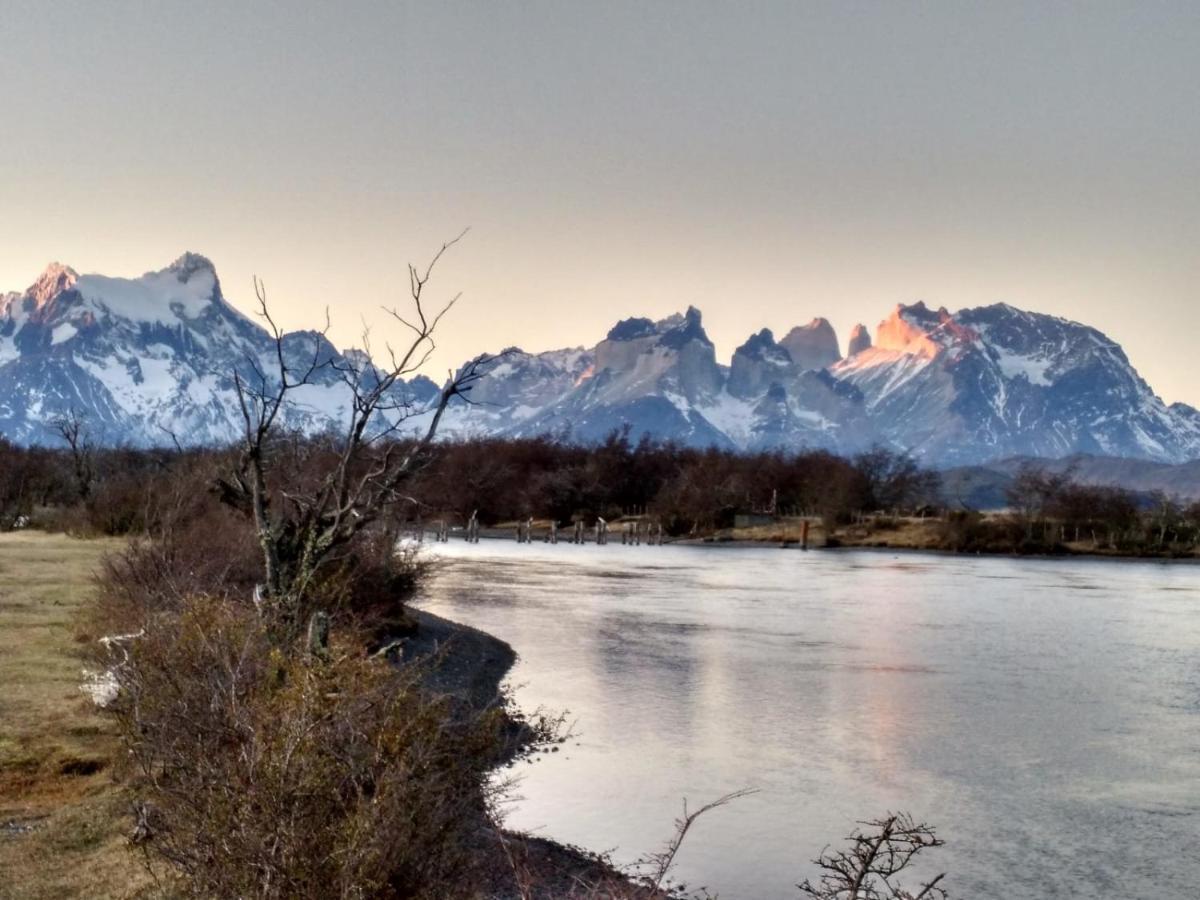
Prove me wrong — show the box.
[0,432,938,541]
[0,532,160,900]
[6,428,1196,557]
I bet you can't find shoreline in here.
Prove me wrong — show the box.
[682,534,1200,563]
[426,526,1200,564]
[404,606,641,898]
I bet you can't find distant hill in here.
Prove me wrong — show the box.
[941,455,1200,509]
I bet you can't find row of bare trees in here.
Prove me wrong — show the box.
[410,434,942,535]
[1006,462,1200,550]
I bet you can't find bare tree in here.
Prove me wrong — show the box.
[215,233,489,629]
[852,445,941,513]
[1005,462,1074,539]
[638,789,757,894]
[51,407,95,502]
[798,813,949,900]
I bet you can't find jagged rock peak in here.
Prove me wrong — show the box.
[735,327,779,357]
[605,306,712,349]
[780,317,841,370]
[728,327,792,398]
[847,323,872,356]
[606,317,657,341]
[28,262,79,306]
[658,305,711,348]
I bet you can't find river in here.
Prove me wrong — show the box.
[416,540,1200,898]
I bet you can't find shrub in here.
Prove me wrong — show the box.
[798,813,949,900]
[113,598,511,899]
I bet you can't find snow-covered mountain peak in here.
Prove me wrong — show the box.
[0,253,437,446]
[166,252,219,284]
[73,256,223,326]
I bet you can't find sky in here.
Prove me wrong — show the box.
[2,1,1198,403]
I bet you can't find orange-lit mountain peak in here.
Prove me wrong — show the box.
[874,303,980,359]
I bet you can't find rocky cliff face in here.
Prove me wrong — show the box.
[502,307,732,447]
[727,329,793,399]
[3,255,1198,465]
[846,323,872,356]
[779,317,841,370]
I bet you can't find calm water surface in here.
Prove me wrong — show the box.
[417,541,1200,899]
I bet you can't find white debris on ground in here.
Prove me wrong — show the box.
[80,668,121,707]
[79,629,144,708]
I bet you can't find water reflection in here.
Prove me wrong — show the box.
[417,541,1200,899]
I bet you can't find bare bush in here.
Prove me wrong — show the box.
[113,598,512,899]
[797,813,949,900]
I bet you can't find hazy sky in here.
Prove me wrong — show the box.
[2,2,1198,402]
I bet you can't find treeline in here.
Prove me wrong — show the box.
[411,433,942,533]
[6,432,1199,556]
[0,431,943,538]
[1000,462,1200,553]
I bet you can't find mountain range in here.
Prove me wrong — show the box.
[3,254,1199,471]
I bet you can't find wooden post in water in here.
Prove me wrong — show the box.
[801,519,809,551]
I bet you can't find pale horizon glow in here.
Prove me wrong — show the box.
[2,2,1198,403]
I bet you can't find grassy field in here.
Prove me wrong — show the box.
[0,531,159,900]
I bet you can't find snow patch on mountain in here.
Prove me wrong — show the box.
[988,345,1053,386]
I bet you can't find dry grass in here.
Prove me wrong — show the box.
[728,516,944,550]
[724,516,829,545]
[0,531,162,900]
[828,517,945,550]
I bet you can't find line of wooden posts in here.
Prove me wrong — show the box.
[425,510,664,545]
